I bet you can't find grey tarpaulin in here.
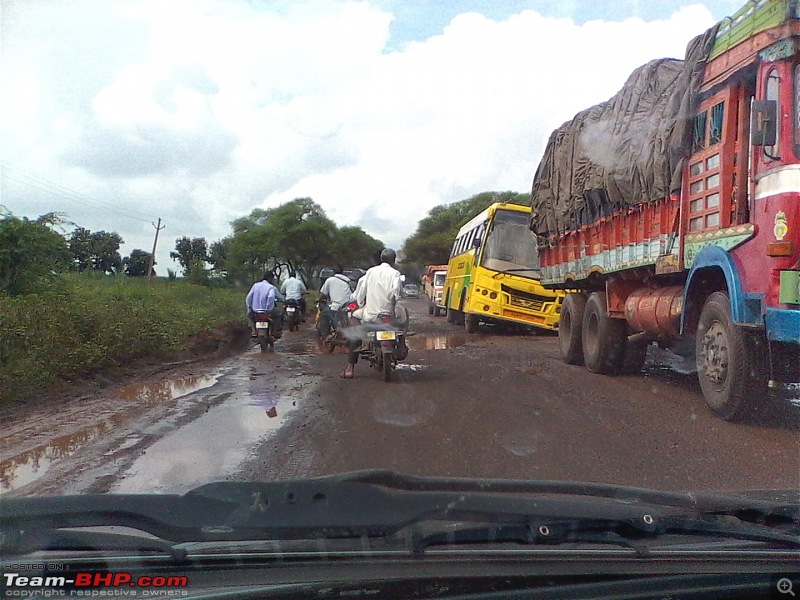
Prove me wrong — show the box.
[530,25,719,238]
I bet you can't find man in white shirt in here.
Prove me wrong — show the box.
[318,266,353,339]
[340,249,402,379]
[280,270,308,319]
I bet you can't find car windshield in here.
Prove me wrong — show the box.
[2,0,799,595]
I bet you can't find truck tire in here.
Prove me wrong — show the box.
[428,302,434,315]
[464,313,479,334]
[581,292,626,375]
[559,293,587,365]
[618,340,648,375]
[696,291,768,421]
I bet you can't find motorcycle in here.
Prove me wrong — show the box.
[356,304,410,382]
[253,310,282,352]
[315,296,351,353]
[284,298,302,332]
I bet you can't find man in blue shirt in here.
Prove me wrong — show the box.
[246,272,285,337]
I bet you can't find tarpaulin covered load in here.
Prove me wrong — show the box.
[530,26,719,238]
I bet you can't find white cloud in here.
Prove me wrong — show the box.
[1,0,719,271]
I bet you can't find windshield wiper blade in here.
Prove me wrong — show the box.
[1,471,797,553]
[337,470,800,518]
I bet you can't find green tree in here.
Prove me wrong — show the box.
[170,237,210,277]
[226,198,338,284]
[0,212,70,295]
[208,238,231,275]
[331,225,384,269]
[89,231,124,273]
[123,249,154,277]
[402,191,528,265]
[68,226,93,271]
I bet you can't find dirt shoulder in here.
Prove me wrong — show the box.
[0,321,251,418]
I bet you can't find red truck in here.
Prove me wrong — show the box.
[530,0,799,421]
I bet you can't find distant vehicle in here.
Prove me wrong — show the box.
[423,265,448,316]
[402,283,420,298]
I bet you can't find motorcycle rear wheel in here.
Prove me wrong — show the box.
[382,354,392,382]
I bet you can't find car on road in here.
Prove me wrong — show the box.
[401,283,420,298]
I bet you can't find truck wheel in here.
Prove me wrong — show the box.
[581,292,626,374]
[559,293,586,365]
[434,306,443,317]
[696,291,768,421]
[464,313,479,334]
[428,302,434,315]
[618,340,648,375]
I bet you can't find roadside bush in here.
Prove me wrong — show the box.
[0,274,245,403]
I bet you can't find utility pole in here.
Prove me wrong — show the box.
[147,218,165,282]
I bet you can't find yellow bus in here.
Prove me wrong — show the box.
[443,202,564,333]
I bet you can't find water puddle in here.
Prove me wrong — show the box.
[0,413,128,494]
[0,373,221,496]
[110,375,312,494]
[111,373,220,403]
[407,335,467,351]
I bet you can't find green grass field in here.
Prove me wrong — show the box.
[0,274,246,403]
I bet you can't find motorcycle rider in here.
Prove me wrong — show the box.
[246,271,285,337]
[340,248,402,379]
[280,270,307,320]
[318,265,353,340]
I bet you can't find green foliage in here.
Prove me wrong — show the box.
[170,236,210,276]
[208,238,230,275]
[224,198,381,285]
[0,213,70,295]
[68,226,93,271]
[123,249,154,277]
[89,230,124,273]
[67,227,124,273]
[0,274,244,403]
[402,191,529,265]
[331,226,384,270]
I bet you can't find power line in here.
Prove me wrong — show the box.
[1,161,161,224]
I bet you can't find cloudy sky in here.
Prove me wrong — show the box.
[1,0,742,273]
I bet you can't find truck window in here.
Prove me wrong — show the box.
[794,64,800,159]
[765,68,780,158]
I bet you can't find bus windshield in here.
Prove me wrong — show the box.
[480,209,541,279]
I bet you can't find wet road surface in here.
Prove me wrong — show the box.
[1,298,798,496]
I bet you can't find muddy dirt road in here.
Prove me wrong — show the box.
[2,298,798,497]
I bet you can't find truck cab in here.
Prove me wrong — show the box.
[424,266,448,316]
